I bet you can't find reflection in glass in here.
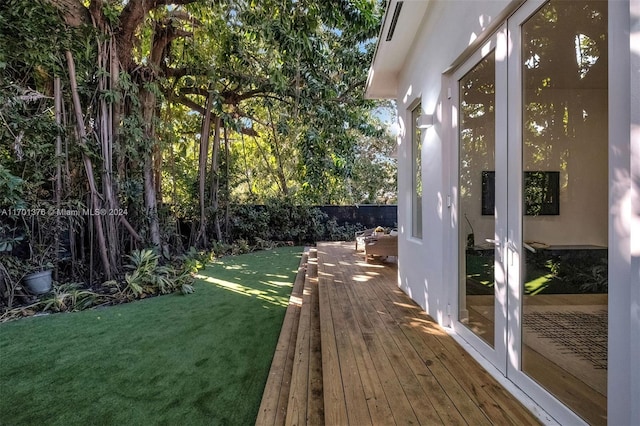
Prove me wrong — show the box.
[459,51,495,347]
[521,1,608,424]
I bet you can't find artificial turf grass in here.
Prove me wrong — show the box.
[0,246,303,426]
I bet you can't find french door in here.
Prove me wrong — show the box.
[453,1,608,424]
[454,25,509,371]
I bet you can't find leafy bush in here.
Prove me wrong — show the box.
[228,199,361,244]
[210,240,232,257]
[122,248,194,298]
[37,283,103,313]
[231,239,251,255]
[325,218,360,241]
[0,165,25,209]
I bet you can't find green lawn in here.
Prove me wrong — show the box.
[0,246,302,426]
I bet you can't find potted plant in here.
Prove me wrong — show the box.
[22,243,55,295]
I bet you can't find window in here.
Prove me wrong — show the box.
[411,103,422,238]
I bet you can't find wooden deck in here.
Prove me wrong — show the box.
[256,242,540,425]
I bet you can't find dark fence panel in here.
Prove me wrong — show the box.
[316,205,397,229]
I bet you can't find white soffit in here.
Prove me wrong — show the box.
[365,0,430,99]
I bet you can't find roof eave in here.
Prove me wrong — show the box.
[365,0,430,100]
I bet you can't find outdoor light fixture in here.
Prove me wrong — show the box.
[416,114,434,129]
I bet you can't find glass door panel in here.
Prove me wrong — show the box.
[520,1,608,424]
[459,51,497,347]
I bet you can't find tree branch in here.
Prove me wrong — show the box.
[176,96,205,115]
[42,0,91,27]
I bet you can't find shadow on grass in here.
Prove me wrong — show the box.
[195,250,301,309]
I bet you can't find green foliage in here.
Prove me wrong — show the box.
[578,259,608,293]
[0,255,27,309]
[231,239,251,255]
[210,240,233,257]
[0,226,23,254]
[0,0,70,77]
[0,165,24,209]
[121,248,198,298]
[177,246,210,274]
[525,251,608,294]
[324,218,360,241]
[37,283,103,313]
[1,0,395,302]
[228,199,361,244]
[124,249,173,296]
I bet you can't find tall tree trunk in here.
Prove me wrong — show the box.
[209,116,222,241]
[196,91,214,247]
[154,140,163,204]
[224,126,230,241]
[54,77,62,281]
[240,133,255,198]
[266,105,289,196]
[66,50,112,279]
[140,87,162,248]
[98,37,119,269]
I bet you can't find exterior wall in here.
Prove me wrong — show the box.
[391,0,639,423]
[631,3,640,423]
[609,1,640,424]
[396,0,511,323]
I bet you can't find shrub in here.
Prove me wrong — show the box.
[229,199,362,244]
[122,248,195,298]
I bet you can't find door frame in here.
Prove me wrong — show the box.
[450,25,509,373]
[448,0,597,423]
[505,1,591,422]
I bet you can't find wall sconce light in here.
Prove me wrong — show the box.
[416,114,434,129]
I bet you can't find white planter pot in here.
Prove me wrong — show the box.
[23,270,53,294]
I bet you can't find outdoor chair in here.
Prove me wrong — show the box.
[355,228,375,251]
[364,234,398,261]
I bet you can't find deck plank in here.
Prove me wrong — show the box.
[366,275,496,425]
[317,255,349,425]
[284,255,312,426]
[343,267,452,425]
[256,252,308,426]
[338,264,422,425]
[331,267,397,425]
[305,250,324,425]
[258,243,541,426]
[323,256,373,425]
[369,269,542,426]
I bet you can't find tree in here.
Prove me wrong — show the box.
[1,0,395,286]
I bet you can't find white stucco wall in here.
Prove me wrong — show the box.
[631,2,640,423]
[609,1,640,424]
[396,0,511,323]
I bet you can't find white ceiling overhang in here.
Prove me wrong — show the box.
[365,0,430,100]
